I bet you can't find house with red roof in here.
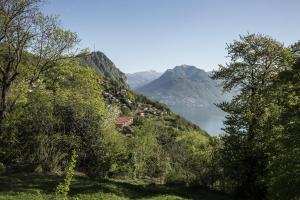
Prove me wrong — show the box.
[115,117,133,128]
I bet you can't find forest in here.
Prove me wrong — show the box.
[0,1,299,200]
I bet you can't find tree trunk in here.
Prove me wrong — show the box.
[0,79,8,127]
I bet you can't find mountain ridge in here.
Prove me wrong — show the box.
[78,51,127,85]
[127,70,162,89]
[136,65,232,135]
[77,52,209,136]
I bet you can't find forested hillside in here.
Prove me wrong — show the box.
[77,50,207,136]
[0,1,299,200]
[78,51,128,85]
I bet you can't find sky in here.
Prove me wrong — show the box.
[43,0,300,73]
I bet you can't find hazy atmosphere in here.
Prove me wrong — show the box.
[1,0,299,199]
[43,0,300,72]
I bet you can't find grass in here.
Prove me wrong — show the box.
[0,173,232,200]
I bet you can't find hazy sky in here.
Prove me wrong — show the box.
[43,0,300,73]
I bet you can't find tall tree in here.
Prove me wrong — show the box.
[267,41,300,200]
[211,33,294,199]
[0,0,78,124]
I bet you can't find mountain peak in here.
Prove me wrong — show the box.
[78,51,127,84]
[136,64,232,135]
[173,65,205,72]
[93,50,105,55]
[127,70,162,89]
[163,65,208,82]
[175,64,195,68]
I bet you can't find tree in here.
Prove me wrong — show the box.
[168,131,213,187]
[131,120,170,180]
[0,0,78,125]
[267,41,300,200]
[211,33,294,199]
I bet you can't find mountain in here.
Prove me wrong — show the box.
[127,70,162,89]
[136,65,233,135]
[78,51,127,84]
[77,52,209,137]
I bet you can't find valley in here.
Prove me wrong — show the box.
[131,65,233,135]
[0,1,299,200]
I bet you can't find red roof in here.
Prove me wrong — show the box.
[115,117,133,127]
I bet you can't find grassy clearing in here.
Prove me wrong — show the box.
[0,173,231,200]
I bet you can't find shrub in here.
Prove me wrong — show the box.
[55,150,78,200]
[0,162,6,175]
[34,165,44,174]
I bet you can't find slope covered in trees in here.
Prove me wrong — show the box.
[0,1,217,199]
[78,51,128,85]
[211,34,299,200]
[0,1,299,200]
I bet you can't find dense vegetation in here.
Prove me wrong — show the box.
[211,34,300,200]
[0,1,299,200]
[78,51,127,85]
[0,173,232,200]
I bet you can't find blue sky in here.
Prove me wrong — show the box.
[43,0,300,73]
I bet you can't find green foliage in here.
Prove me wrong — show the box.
[1,3,297,196]
[55,150,78,200]
[165,132,216,187]
[0,60,119,176]
[34,165,44,174]
[131,121,171,181]
[0,173,232,200]
[212,33,295,199]
[0,52,213,188]
[78,51,127,84]
[267,43,300,200]
[0,163,5,175]
[83,120,129,177]
[0,0,78,126]
[0,0,247,198]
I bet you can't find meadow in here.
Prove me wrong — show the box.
[0,173,231,200]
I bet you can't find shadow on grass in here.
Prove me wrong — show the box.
[0,173,231,200]
[0,173,63,194]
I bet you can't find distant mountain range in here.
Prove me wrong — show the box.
[77,51,233,135]
[127,70,162,89]
[133,65,233,135]
[76,51,208,136]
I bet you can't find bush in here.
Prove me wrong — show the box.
[0,162,6,175]
[34,165,43,174]
[166,165,192,186]
[55,150,78,200]
[165,131,214,187]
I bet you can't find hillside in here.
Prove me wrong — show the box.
[127,70,162,89]
[136,65,233,135]
[78,51,127,85]
[1,1,298,199]
[78,53,208,136]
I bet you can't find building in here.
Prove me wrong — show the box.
[115,117,133,128]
